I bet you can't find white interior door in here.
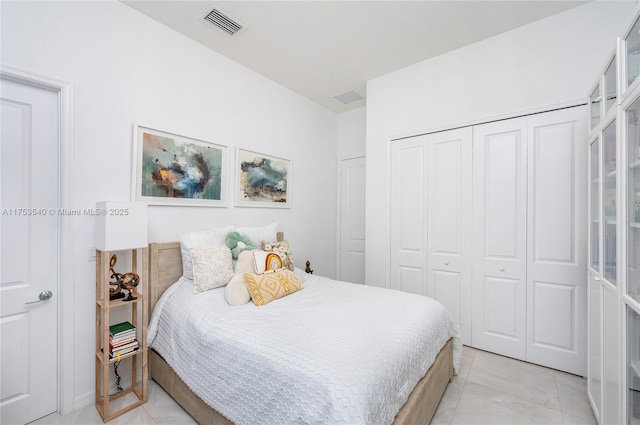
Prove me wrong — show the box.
[472,118,528,360]
[1,78,59,424]
[390,139,427,295]
[525,107,587,375]
[339,157,366,284]
[426,128,472,343]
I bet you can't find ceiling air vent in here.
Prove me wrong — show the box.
[203,8,245,37]
[334,90,364,105]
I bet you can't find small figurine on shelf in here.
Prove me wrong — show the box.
[108,255,125,301]
[118,272,140,301]
[108,254,140,301]
[305,260,313,274]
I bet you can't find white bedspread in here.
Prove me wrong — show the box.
[148,274,461,425]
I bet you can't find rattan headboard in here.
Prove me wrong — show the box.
[148,242,182,313]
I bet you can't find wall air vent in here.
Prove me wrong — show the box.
[203,8,245,37]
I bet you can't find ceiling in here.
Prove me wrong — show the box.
[122,1,587,113]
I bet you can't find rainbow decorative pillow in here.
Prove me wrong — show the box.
[252,250,283,274]
[262,240,294,271]
[242,269,303,306]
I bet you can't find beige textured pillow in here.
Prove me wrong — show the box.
[235,250,256,274]
[262,240,294,271]
[243,269,303,306]
[190,246,233,293]
[224,274,251,305]
[179,225,234,279]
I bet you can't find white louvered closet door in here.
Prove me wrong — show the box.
[471,117,528,361]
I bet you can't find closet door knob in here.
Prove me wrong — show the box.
[499,266,505,272]
[444,261,450,266]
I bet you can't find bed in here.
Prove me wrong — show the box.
[147,240,461,425]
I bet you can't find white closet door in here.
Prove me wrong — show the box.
[426,128,472,343]
[525,107,587,375]
[390,139,428,295]
[472,118,528,360]
[390,129,472,339]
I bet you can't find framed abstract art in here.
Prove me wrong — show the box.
[132,125,228,206]
[235,148,291,208]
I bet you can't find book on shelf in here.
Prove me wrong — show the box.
[109,321,135,336]
[109,330,136,342]
[109,345,140,359]
[109,340,138,351]
[110,338,137,349]
[110,331,135,341]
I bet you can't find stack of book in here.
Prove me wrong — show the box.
[109,321,139,359]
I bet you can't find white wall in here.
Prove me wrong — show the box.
[337,106,366,160]
[1,0,337,409]
[365,1,637,287]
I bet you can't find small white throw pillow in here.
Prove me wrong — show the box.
[224,274,251,306]
[190,246,233,294]
[179,225,234,280]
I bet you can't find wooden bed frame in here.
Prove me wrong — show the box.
[148,240,453,425]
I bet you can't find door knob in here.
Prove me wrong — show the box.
[25,290,53,305]
[499,266,505,272]
[444,261,450,266]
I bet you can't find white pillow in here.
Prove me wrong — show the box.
[235,250,256,274]
[191,246,233,294]
[179,225,234,279]
[224,274,251,305]
[235,222,278,247]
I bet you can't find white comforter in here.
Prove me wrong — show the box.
[148,274,461,425]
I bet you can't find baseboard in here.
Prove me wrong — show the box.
[74,376,135,412]
[74,390,94,411]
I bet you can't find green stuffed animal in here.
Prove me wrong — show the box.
[226,232,257,260]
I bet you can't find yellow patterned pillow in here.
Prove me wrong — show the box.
[242,269,303,306]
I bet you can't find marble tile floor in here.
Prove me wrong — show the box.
[30,346,596,425]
